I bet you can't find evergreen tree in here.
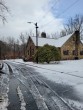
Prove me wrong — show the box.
[34,44,61,63]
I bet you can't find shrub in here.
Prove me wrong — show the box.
[34,44,61,63]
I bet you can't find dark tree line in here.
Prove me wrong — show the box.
[0,38,26,60]
[0,32,29,60]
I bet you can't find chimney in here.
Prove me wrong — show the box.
[75,30,80,44]
[41,32,46,38]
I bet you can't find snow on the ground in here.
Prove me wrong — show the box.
[9,59,83,94]
[26,59,83,109]
[2,63,10,74]
[0,70,9,110]
[17,86,26,110]
[0,97,9,110]
[65,98,83,109]
[7,59,83,109]
[5,59,23,63]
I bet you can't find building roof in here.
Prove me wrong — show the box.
[30,33,73,47]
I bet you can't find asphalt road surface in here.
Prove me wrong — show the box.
[0,61,78,110]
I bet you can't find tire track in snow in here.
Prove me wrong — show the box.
[4,62,39,110]
[30,76,74,110]
[19,82,39,110]
[6,61,74,110]
[18,77,49,110]
[25,68,75,110]
[7,62,49,110]
[6,64,21,110]
[17,67,74,110]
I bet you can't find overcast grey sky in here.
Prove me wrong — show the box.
[0,0,82,40]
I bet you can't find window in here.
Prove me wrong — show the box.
[32,49,34,55]
[72,50,75,55]
[63,50,69,55]
[72,50,78,55]
[80,51,83,55]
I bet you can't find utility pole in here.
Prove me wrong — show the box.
[27,22,39,63]
[35,23,38,63]
[14,43,15,59]
[0,44,1,59]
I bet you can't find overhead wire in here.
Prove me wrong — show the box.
[37,0,59,24]
[28,0,59,33]
[27,0,81,36]
[40,0,81,29]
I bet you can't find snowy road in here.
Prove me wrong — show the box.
[0,61,76,110]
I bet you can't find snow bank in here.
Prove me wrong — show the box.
[17,86,26,110]
[0,96,9,110]
[0,72,9,110]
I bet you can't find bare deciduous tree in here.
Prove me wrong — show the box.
[60,30,66,37]
[20,33,27,58]
[64,14,83,39]
[6,36,16,58]
[50,32,61,39]
[20,33,25,44]
[0,0,9,23]
[7,36,15,46]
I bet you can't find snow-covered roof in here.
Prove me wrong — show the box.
[30,33,73,47]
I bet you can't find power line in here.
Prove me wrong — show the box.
[27,0,59,33]
[37,0,59,24]
[40,0,81,29]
